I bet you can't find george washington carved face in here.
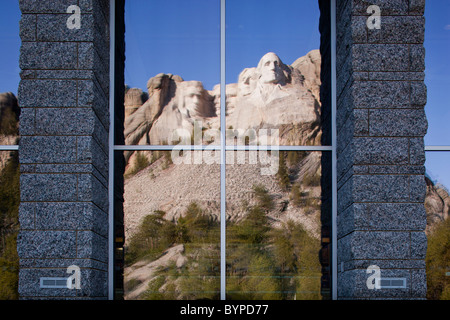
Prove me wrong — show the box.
[257,52,285,84]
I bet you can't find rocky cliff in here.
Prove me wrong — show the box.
[425,176,450,234]
[123,51,324,237]
[0,92,20,170]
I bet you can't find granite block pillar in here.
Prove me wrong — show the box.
[333,0,428,299]
[17,0,111,299]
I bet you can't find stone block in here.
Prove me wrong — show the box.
[409,138,425,165]
[19,14,36,41]
[353,137,409,165]
[19,136,77,164]
[409,0,425,15]
[20,174,78,202]
[410,81,427,106]
[19,0,75,13]
[338,203,427,237]
[17,230,76,259]
[77,136,108,175]
[409,44,425,71]
[18,80,77,107]
[354,109,369,135]
[37,14,94,42]
[77,174,108,212]
[369,109,427,136]
[351,0,409,15]
[20,42,77,69]
[362,203,426,231]
[79,268,108,298]
[353,174,410,203]
[409,174,426,202]
[78,42,95,69]
[340,231,411,261]
[34,202,108,236]
[338,268,412,299]
[18,107,35,136]
[77,231,107,262]
[410,232,427,259]
[411,269,427,298]
[19,203,35,230]
[351,81,411,109]
[35,108,94,135]
[18,268,78,298]
[367,16,424,44]
[78,79,109,129]
[352,44,409,72]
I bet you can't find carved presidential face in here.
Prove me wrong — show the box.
[182,82,203,112]
[258,52,284,84]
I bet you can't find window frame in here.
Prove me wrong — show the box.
[108,0,338,301]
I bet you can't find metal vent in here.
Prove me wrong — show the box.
[40,277,69,289]
[377,278,407,289]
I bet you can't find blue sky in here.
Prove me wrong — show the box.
[125,0,320,90]
[0,0,449,188]
[0,1,20,95]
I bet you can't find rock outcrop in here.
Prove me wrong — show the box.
[124,244,187,300]
[123,51,322,174]
[224,51,321,146]
[124,87,147,120]
[425,176,450,234]
[0,92,20,136]
[0,92,19,170]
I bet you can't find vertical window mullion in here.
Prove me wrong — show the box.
[330,0,338,301]
[220,0,227,301]
[108,0,116,301]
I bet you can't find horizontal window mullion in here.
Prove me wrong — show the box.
[113,145,333,152]
[425,146,450,151]
[0,145,19,151]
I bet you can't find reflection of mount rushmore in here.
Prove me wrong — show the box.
[124,50,322,154]
[122,50,323,239]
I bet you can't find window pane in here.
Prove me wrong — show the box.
[0,2,20,145]
[124,0,220,146]
[225,0,325,146]
[225,151,331,300]
[0,151,20,300]
[424,1,450,146]
[424,152,450,300]
[121,150,221,300]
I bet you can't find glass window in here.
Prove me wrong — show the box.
[0,2,20,146]
[119,0,332,300]
[0,151,20,300]
[424,152,450,300]
[424,0,450,146]
[121,150,220,300]
[0,2,20,301]
[226,0,324,146]
[226,151,330,300]
[423,0,450,301]
[124,0,220,146]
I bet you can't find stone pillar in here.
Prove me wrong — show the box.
[17,0,110,299]
[335,0,428,299]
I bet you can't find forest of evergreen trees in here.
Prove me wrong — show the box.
[125,185,323,300]
[0,152,20,300]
